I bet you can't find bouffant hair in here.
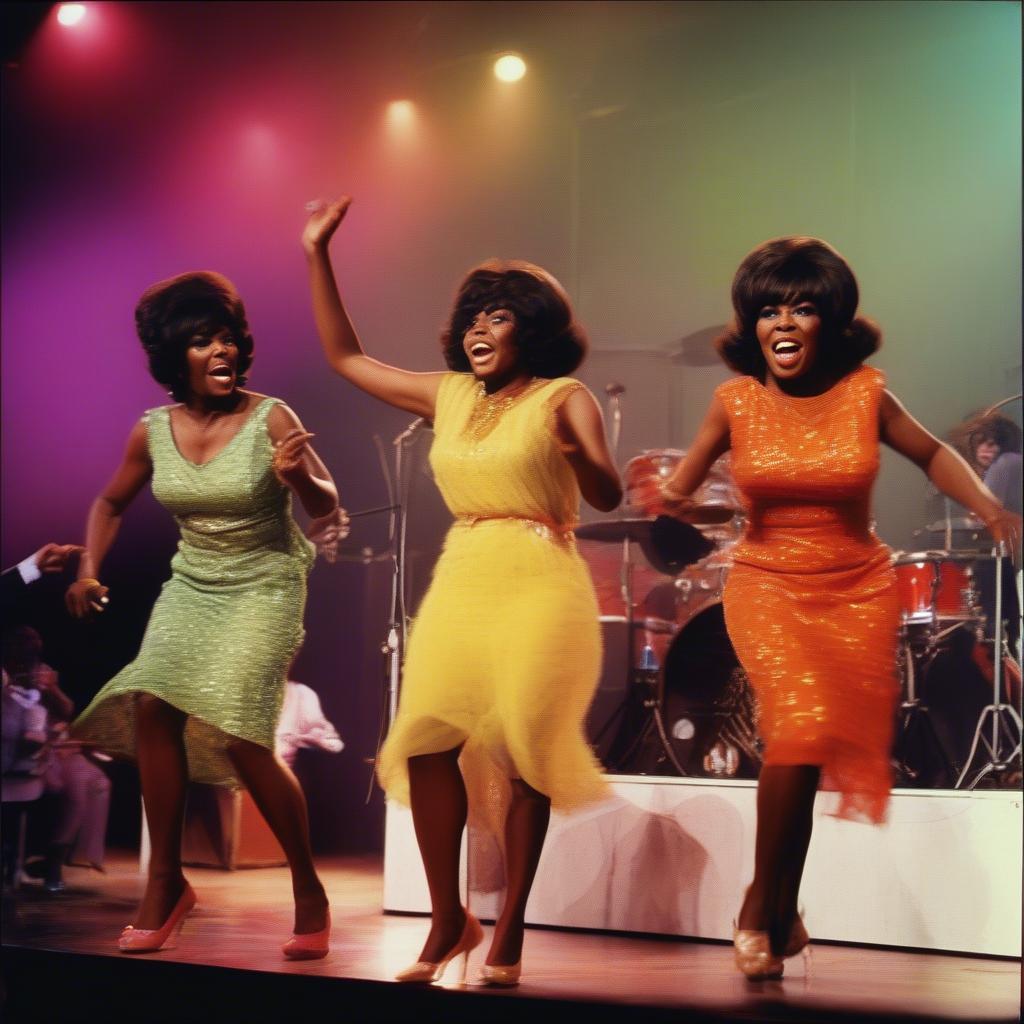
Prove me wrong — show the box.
[715,237,880,379]
[135,271,254,401]
[441,260,587,379]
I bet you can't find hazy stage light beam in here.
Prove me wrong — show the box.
[57,3,88,27]
[493,54,526,83]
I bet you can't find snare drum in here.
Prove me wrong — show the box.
[893,551,980,627]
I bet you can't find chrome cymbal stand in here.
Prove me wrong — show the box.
[599,533,688,777]
[892,627,955,785]
[956,545,1023,789]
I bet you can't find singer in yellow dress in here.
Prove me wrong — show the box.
[304,197,622,984]
[644,237,1020,980]
[377,373,609,812]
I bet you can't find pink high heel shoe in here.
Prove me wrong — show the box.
[282,910,332,960]
[118,884,197,953]
[395,911,484,984]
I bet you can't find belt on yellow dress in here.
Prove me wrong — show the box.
[456,515,576,544]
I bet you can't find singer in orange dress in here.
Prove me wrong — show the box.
[644,237,1021,980]
[720,363,898,824]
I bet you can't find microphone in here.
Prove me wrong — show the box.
[605,383,624,458]
[393,418,427,445]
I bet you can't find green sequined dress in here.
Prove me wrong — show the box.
[72,397,315,786]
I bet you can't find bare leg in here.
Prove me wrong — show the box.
[487,777,550,966]
[226,739,328,934]
[407,747,468,962]
[134,695,189,930]
[738,764,820,953]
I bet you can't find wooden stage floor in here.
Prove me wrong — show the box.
[2,853,1020,1023]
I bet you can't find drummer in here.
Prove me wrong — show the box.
[934,412,1023,522]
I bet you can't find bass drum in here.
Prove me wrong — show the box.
[658,604,762,778]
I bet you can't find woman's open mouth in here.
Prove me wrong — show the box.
[469,342,495,366]
[771,339,803,369]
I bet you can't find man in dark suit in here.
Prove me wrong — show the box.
[2,544,84,618]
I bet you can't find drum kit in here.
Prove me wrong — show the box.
[578,453,1023,788]
[890,514,1022,788]
[578,449,762,780]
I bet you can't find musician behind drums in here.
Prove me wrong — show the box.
[929,411,1023,530]
[938,411,1023,651]
[633,236,1022,981]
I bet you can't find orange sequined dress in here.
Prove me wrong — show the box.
[718,364,899,822]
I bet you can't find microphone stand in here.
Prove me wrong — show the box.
[385,420,427,727]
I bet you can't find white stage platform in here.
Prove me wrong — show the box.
[383,776,1022,957]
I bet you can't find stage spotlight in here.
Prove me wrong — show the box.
[493,54,526,83]
[386,99,416,126]
[56,3,87,27]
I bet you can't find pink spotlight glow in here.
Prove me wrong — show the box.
[56,3,88,27]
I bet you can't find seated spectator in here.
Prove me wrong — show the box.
[2,627,111,890]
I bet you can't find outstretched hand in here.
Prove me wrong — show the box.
[302,196,351,256]
[984,508,1023,564]
[35,543,85,574]
[306,506,351,563]
[65,579,109,619]
[272,428,316,484]
[629,476,701,521]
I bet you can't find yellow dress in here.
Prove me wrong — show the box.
[376,373,608,815]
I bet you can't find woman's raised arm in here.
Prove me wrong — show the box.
[303,198,444,420]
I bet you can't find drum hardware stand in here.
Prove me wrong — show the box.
[892,635,956,785]
[590,530,689,777]
[956,545,1023,789]
[600,642,689,777]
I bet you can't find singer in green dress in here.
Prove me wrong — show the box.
[68,272,347,958]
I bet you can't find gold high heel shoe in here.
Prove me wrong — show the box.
[782,914,812,976]
[477,961,521,987]
[395,911,484,984]
[732,925,784,980]
[784,914,809,957]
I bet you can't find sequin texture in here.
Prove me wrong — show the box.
[71,398,314,786]
[719,366,900,822]
[376,373,607,819]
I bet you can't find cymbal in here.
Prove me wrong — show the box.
[577,517,663,543]
[577,515,716,574]
[669,324,728,367]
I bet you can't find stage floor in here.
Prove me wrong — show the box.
[2,853,1020,1023]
